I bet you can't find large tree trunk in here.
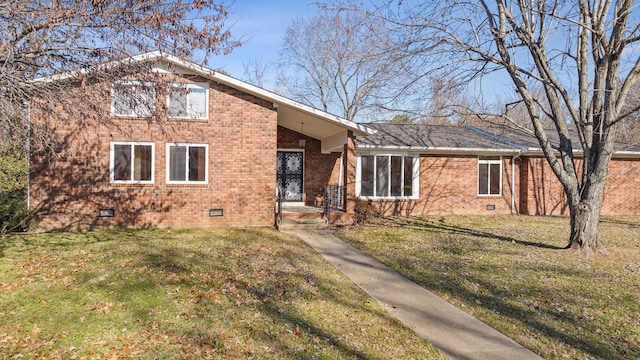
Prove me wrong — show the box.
[567,183,607,256]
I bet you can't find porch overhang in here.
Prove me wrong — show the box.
[276,103,373,153]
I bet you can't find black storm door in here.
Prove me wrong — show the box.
[277,151,304,202]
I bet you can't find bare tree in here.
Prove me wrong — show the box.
[339,0,640,254]
[278,9,423,121]
[242,58,273,89]
[0,0,238,144]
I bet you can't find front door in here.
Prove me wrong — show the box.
[277,150,304,202]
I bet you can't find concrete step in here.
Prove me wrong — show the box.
[278,217,330,231]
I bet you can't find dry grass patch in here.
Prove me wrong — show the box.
[337,215,640,360]
[0,228,443,359]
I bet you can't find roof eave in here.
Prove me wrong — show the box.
[357,145,521,156]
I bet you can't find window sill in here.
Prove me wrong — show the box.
[357,196,419,200]
[166,182,209,186]
[110,182,155,185]
[167,116,209,122]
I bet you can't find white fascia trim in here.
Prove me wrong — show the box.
[33,51,167,83]
[522,148,640,159]
[358,145,521,156]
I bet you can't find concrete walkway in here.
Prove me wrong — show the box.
[285,230,543,360]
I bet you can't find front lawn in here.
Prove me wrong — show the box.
[337,215,640,360]
[0,228,444,359]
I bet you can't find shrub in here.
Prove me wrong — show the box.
[0,148,29,233]
[354,199,379,224]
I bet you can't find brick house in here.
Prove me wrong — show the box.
[28,52,640,231]
[28,51,372,231]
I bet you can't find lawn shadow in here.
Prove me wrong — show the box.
[380,216,565,250]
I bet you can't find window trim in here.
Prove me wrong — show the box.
[165,143,209,185]
[167,82,209,120]
[109,141,155,184]
[111,80,156,117]
[477,156,502,196]
[356,153,420,199]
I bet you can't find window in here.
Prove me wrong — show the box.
[167,83,209,119]
[478,156,502,196]
[358,155,418,198]
[110,142,154,183]
[111,81,156,117]
[166,143,208,184]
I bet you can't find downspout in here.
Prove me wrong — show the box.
[511,152,521,215]
[24,102,30,211]
[511,155,515,214]
[338,151,343,187]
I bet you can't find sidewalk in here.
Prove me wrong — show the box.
[285,230,543,360]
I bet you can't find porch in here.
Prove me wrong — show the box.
[275,185,348,230]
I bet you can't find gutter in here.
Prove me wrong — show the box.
[357,144,520,156]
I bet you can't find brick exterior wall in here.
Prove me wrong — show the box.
[521,156,640,216]
[365,155,518,216]
[29,73,278,231]
[364,153,640,218]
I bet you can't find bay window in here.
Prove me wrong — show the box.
[358,154,418,198]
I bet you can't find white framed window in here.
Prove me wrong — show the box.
[478,156,502,196]
[356,154,419,199]
[109,141,155,184]
[167,82,209,119]
[166,143,208,184]
[111,81,156,117]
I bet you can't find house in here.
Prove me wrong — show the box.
[28,51,373,231]
[27,52,640,232]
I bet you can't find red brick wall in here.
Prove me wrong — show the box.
[276,126,341,205]
[366,155,519,216]
[29,74,278,231]
[522,156,640,216]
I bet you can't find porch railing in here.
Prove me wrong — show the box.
[275,186,283,227]
[323,185,344,221]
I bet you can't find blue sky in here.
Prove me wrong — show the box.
[203,1,321,79]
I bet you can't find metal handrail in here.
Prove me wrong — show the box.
[323,185,344,222]
[275,186,283,227]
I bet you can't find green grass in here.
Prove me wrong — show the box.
[0,228,444,359]
[337,215,640,360]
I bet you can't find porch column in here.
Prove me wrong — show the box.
[343,130,357,215]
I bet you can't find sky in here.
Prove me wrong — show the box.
[201,1,321,81]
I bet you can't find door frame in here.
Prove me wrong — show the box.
[276,148,305,205]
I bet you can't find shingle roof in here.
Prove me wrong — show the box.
[478,126,640,154]
[357,123,518,152]
[357,123,640,157]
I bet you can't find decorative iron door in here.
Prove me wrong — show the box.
[277,151,304,202]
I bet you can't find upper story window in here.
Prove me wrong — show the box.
[357,154,419,199]
[111,81,156,117]
[166,143,208,184]
[110,141,155,184]
[478,156,502,196]
[167,82,209,119]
